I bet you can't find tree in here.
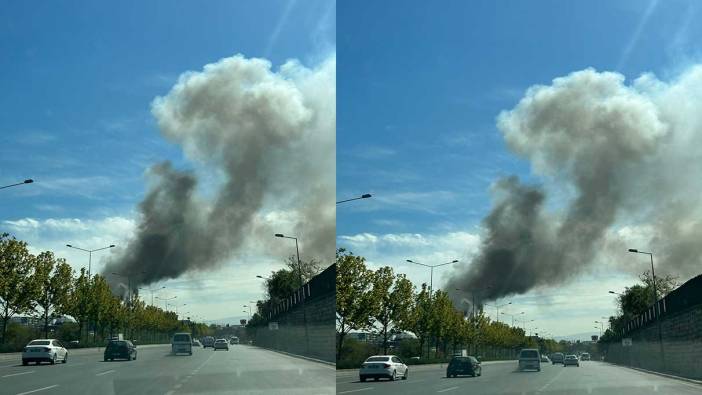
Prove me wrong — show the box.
[407,284,432,358]
[65,269,92,343]
[0,234,39,344]
[32,252,73,338]
[369,266,394,354]
[335,249,374,360]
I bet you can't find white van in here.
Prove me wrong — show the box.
[172,333,193,355]
[518,348,541,371]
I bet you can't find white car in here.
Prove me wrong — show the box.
[359,355,408,382]
[213,338,229,351]
[22,339,68,365]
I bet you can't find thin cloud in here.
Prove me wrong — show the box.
[617,0,659,71]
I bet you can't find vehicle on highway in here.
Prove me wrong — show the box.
[172,332,193,355]
[550,352,565,365]
[518,348,541,371]
[540,355,550,363]
[201,336,215,348]
[213,338,229,351]
[446,355,482,377]
[229,336,239,345]
[22,339,68,365]
[104,340,137,361]
[580,352,590,361]
[192,339,202,347]
[359,355,408,382]
[564,354,580,366]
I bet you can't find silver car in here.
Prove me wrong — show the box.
[213,338,229,351]
[22,339,68,365]
[359,355,408,382]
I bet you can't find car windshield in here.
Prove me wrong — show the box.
[28,340,50,346]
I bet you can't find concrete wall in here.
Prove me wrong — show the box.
[251,292,335,363]
[605,304,702,379]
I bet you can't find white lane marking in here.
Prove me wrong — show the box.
[337,388,373,394]
[95,369,115,376]
[0,364,18,368]
[536,367,566,393]
[437,386,459,393]
[2,371,34,378]
[174,384,182,389]
[16,384,59,395]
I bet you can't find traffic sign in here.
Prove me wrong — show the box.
[622,338,632,346]
[269,322,279,330]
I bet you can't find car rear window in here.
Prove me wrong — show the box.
[366,357,389,362]
[520,350,539,358]
[28,340,50,346]
[173,334,191,342]
[108,341,126,348]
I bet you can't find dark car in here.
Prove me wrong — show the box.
[550,352,565,365]
[103,340,137,361]
[446,356,482,378]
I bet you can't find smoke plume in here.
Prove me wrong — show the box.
[447,66,702,302]
[103,54,335,289]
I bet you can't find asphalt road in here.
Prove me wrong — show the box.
[336,360,702,395]
[0,344,334,395]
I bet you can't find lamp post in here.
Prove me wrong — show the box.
[0,179,33,190]
[608,290,621,296]
[501,311,525,327]
[628,248,665,369]
[156,295,177,311]
[336,193,372,204]
[405,259,459,296]
[274,233,309,355]
[66,244,115,278]
[139,286,166,306]
[485,301,512,323]
[594,321,604,337]
[243,305,252,318]
[256,275,271,280]
[454,287,492,319]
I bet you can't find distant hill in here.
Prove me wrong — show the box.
[553,331,599,342]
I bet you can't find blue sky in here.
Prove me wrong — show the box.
[0,0,335,322]
[337,0,702,337]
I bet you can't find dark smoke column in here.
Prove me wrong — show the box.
[448,68,672,303]
[103,54,336,291]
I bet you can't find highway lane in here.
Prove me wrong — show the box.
[336,360,702,395]
[1,344,334,395]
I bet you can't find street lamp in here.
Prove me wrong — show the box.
[484,301,511,323]
[274,232,309,355]
[66,244,115,278]
[608,290,621,295]
[155,295,177,311]
[0,179,34,190]
[628,248,665,369]
[139,286,166,306]
[501,311,525,327]
[256,275,271,280]
[243,305,252,318]
[336,193,372,204]
[594,321,604,337]
[405,259,458,296]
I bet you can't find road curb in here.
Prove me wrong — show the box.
[605,362,702,387]
[251,345,335,366]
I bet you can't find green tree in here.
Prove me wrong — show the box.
[66,269,92,343]
[407,284,432,358]
[0,234,39,344]
[335,249,375,360]
[369,266,394,354]
[32,252,73,338]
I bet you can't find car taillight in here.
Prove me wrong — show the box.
[383,363,391,368]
